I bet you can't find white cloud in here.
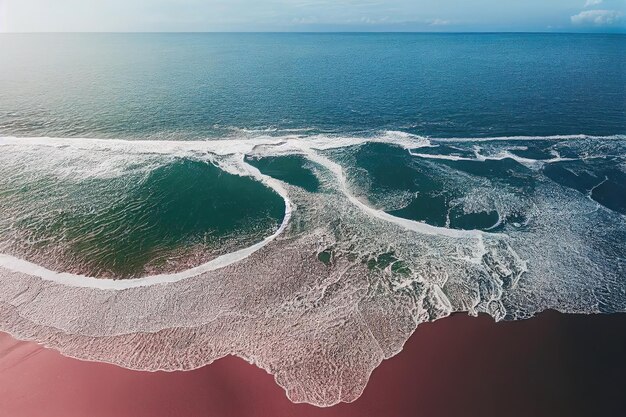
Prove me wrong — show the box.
[584,0,603,8]
[429,18,450,26]
[571,9,623,25]
[291,16,319,24]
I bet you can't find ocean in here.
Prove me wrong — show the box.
[1,33,624,138]
[0,33,624,406]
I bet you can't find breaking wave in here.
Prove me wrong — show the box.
[0,131,624,406]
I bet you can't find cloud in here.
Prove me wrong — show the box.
[291,16,319,24]
[584,0,603,7]
[571,9,623,25]
[429,18,451,26]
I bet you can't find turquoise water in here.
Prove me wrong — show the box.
[0,152,284,278]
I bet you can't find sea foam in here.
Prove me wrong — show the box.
[0,132,624,406]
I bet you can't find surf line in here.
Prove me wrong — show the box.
[0,156,293,290]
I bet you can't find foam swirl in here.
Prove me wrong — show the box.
[0,132,624,406]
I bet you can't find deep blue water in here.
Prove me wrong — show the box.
[0,33,624,139]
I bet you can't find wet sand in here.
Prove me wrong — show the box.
[1,311,625,417]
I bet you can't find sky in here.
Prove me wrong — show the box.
[0,0,624,33]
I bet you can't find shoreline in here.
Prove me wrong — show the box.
[1,310,625,416]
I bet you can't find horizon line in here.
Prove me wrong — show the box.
[2,30,625,35]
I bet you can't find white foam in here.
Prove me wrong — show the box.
[0,132,427,157]
[429,134,625,143]
[0,132,618,290]
[1,132,623,406]
[409,149,576,169]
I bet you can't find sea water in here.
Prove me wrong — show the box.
[0,33,624,406]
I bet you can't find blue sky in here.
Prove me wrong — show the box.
[1,0,624,32]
